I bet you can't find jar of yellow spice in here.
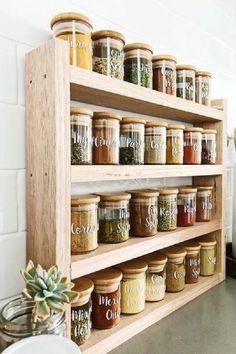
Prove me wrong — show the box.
[199,239,217,276]
[164,247,186,292]
[166,125,185,164]
[144,253,167,302]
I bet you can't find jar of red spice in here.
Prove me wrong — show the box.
[177,187,197,227]
[152,54,177,95]
[201,129,217,164]
[196,186,214,222]
[183,243,200,284]
[184,127,203,164]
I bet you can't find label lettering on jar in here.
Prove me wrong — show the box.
[161,67,175,88]
[124,283,143,294]
[72,308,90,321]
[201,83,209,99]
[145,216,158,229]
[71,223,98,235]
[150,140,166,150]
[189,258,200,267]
[151,273,166,284]
[208,256,216,265]
[174,270,185,279]
[68,39,92,52]
[123,137,143,148]
[192,268,200,278]
[117,222,130,233]
[94,136,118,148]
[159,207,177,217]
[183,204,195,214]
[98,294,120,306]
[76,135,89,148]
[105,309,120,321]
[202,201,212,210]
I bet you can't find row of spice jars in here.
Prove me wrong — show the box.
[71,186,214,254]
[71,108,217,165]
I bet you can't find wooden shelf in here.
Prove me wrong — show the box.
[71,219,222,279]
[81,273,223,354]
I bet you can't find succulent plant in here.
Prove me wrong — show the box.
[21,260,78,322]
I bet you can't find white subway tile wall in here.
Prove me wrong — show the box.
[0,0,235,301]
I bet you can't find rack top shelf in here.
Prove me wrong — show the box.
[70,66,223,123]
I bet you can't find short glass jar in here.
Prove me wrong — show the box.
[92,112,121,164]
[184,127,203,164]
[152,54,177,95]
[98,193,131,243]
[124,43,153,88]
[118,260,147,314]
[50,12,93,69]
[201,129,217,164]
[71,195,100,254]
[89,268,122,329]
[144,121,168,164]
[199,239,217,276]
[183,243,201,284]
[196,186,213,222]
[0,297,66,351]
[92,30,125,79]
[177,187,197,227]
[166,124,185,164]
[120,117,146,165]
[196,71,211,106]
[164,248,187,292]
[129,189,159,237]
[71,277,94,346]
[176,65,196,101]
[145,253,167,302]
[71,107,93,165]
[158,189,178,231]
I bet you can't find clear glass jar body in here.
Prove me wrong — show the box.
[145,264,166,301]
[166,257,185,292]
[98,200,130,243]
[0,297,66,351]
[177,192,196,227]
[196,75,211,106]
[52,20,92,69]
[93,118,120,164]
[120,123,145,164]
[130,196,158,236]
[144,125,166,164]
[166,128,184,164]
[185,251,200,284]
[176,69,195,101]
[152,59,176,95]
[71,112,92,165]
[121,273,146,314]
[71,295,92,345]
[196,190,213,222]
[202,132,216,164]
[71,202,99,254]
[124,49,152,88]
[92,37,124,79]
[200,245,216,276]
[184,131,202,164]
[158,194,178,231]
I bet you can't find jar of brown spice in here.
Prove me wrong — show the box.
[164,247,186,292]
[183,243,200,284]
[202,129,217,164]
[152,54,177,95]
[196,186,214,222]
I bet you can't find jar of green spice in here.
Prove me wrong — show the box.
[199,239,217,276]
[158,188,178,231]
[176,65,196,101]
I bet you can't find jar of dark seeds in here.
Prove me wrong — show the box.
[152,54,177,95]
[201,129,217,164]
[196,71,211,106]
[176,65,196,101]
[158,189,178,231]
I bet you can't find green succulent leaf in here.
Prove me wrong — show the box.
[36,301,50,320]
[34,293,46,302]
[43,290,54,298]
[22,288,34,300]
[46,298,64,312]
[52,292,70,303]
[36,278,47,290]
[65,291,79,302]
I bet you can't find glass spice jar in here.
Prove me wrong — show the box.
[196,186,213,222]
[92,30,125,80]
[129,189,159,237]
[164,247,186,292]
[176,65,196,101]
[196,71,211,106]
[199,239,217,276]
[124,43,153,88]
[144,253,167,302]
[184,127,203,164]
[71,195,100,254]
[144,121,168,164]
[152,54,177,95]
[158,189,178,231]
[120,117,146,165]
[183,243,201,284]
[71,107,93,165]
[71,277,94,346]
[118,260,147,314]
[177,187,197,227]
[166,125,185,164]
[89,268,122,329]
[98,193,131,243]
[93,112,121,164]
[201,129,217,164]
[50,12,93,69]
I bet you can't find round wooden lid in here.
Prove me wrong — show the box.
[196,186,214,191]
[124,42,153,53]
[89,267,122,285]
[178,187,197,193]
[196,71,211,77]
[70,107,93,116]
[93,112,122,121]
[184,127,203,133]
[167,124,185,130]
[203,129,217,134]
[152,54,177,62]
[159,188,179,195]
[118,260,148,274]
[145,121,168,128]
[50,12,93,29]
[145,253,167,266]
[199,239,217,246]
[73,277,94,296]
[71,194,100,205]
[92,30,125,44]
[99,192,131,201]
[183,243,201,251]
[163,247,187,258]
[176,64,197,71]
[121,117,146,125]
[128,189,159,198]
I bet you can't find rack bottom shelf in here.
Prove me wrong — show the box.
[81,273,224,354]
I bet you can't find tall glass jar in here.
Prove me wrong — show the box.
[184,127,203,164]
[118,260,147,314]
[92,112,121,164]
[71,107,93,165]
[158,189,178,231]
[98,193,131,243]
[177,187,197,227]
[92,30,125,79]
[201,129,217,164]
[0,297,66,351]
[183,243,200,284]
[196,71,211,106]
[120,117,146,164]
[71,277,94,346]
[50,12,93,69]
[89,268,122,329]
[144,121,168,164]
[145,253,167,302]
[176,65,196,101]
[152,54,176,95]
[166,125,185,164]
[196,186,213,222]
[129,189,159,237]
[164,248,186,292]
[199,239,217,276]
[71,195,100,254]
[124,43,153,88]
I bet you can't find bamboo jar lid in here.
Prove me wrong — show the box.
[152,54,177,62]
[183,243,201,254]
[145,253,167,266]
[196,186,214,191]
[178,187,197,194]
[163,247,187,259]
[70,107,93,116]
[145,121,168,127]
[128,189,160,198]
[124,43,153,53]
[159,188,179,195]
[118,260,148,274]
[196,71,212,77]
[50,12,93,29]
[176,64,197,71]
[73,277,94,297]
[93,112,122,121]
[89,267,122,285]
[184,127,203,133]
[121,117,146,125]
[92,30,125,44]
[99,192,131,202]
[71,194,100,205]
[203,129,217,134]
[199,239,217,247]
[167,124,185,130]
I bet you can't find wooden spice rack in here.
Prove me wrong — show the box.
[26,39,226,353]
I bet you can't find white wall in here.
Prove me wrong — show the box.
[0,0,236,303]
